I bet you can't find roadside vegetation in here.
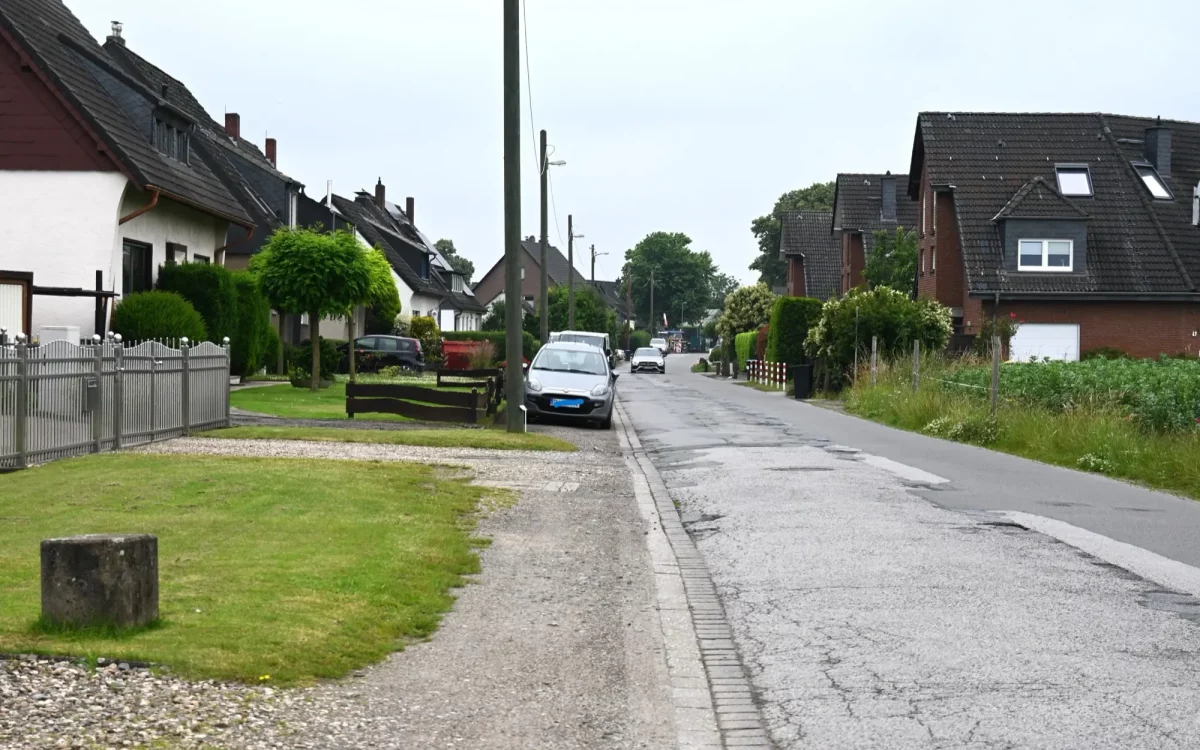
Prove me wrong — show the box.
[847,354,1200,500]
[0,454,492,684]
[202,426,576,451]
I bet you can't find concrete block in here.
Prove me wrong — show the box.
[41,534,158,628]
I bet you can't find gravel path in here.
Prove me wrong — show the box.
[3,422,674,749]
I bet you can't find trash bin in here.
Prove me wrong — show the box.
[791,364,813,400]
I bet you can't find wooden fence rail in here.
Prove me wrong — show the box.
[346,382,492,423]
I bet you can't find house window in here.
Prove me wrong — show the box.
[122,240,153,294]
[920,249,925,275]
[1055,166,1093,197]
[193,254,210,265]
[931,245,936,272]
[421,259,430,280]
[153,116,189,164]
[1134,163,1172,199]
[166,242,187,264]
[452,275,464,292]
[1018,239,1073,271]
[520,266,525,280]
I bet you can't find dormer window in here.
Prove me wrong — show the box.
[452,275,464,292]
[152,111,189,164]
[1134,163,1172,200]
[1055,166,1092,197]
[1018,239,1073,272]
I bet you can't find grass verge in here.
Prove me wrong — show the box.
[0,453,490,684]
[734,380,786,393]
[201,426,576,452]
[846,362,1200,500]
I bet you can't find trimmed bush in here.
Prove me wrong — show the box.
[230,271,272,377]
[735,331,756,369]
[766,297,823,366]
[287,338,341,378]
[260,324,282,375]
[156,262,238,343]
[1082,346,1129,361]
[111,291,207,343]
[709,347,722,362]
[630,329,652,350]
[409,316,441,359]
[442,330,539,362]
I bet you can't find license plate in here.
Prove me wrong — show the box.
[550,397,584,408]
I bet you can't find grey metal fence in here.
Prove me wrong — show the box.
[0,336,230,469]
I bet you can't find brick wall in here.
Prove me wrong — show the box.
[472,248,543,307]
[787,255,806,297]
[981,300,1200,358]
[841,232,864,294]
[0,38,116,171]
[916,167,967,313]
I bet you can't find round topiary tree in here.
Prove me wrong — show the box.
[252,227,374,390]
[111,291,208,344]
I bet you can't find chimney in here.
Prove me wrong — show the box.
[265,138,277,167]
[405,196,415,225]
[374,178,386,208]
[1145,117,1172,176]
[107,21,124,46]
[881,171,897,222]
[224,112,240,140]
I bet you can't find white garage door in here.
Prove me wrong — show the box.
[1009,323,1080,362]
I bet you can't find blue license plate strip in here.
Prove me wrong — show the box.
[550,397,584,408]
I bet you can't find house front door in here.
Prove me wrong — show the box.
[0,271,32,338]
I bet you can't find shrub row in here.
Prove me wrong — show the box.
[442,330,540,362]
[734,331,756,369]
[765,297,823,366]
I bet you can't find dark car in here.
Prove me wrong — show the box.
[339,335,424,372]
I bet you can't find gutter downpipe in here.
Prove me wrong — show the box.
[118,188,159,224]
[214,224,256,267]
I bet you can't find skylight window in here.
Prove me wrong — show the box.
[1134,164,1172,199]
[1055,166,1092,197]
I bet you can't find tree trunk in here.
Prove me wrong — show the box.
[311,308,321,391]
[348,308,357,384]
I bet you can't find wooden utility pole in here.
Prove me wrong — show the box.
[567,214,575,329]
[539,129,549,343]
[625,273,633,350]
[649,268,655,336]
[503,0,523,432]
[590,244,607,283]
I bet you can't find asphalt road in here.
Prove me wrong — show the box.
[619,356,1200,749]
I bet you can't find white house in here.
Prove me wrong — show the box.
[0,9,252,340]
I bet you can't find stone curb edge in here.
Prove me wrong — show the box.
[614,402,773,749]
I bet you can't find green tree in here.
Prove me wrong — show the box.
[621,232,717,330]
[252,227,374,389]
[864,227,918,296]
[708,273,740,311]
[362,247,402,335]
[749,182,835,288]
[481,298,505,331]
[522,285,618,342]
[716,284,777,360]
[435,238,475,283]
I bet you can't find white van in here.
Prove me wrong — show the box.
[548,330,613,367]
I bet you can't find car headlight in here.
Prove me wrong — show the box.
[527,378,543,392]
[590,382,610,397]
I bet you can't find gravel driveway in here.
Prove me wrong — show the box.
[2,424,675,749]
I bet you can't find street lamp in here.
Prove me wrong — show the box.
[539,131,567,342]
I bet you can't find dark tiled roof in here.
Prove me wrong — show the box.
[589,279,629,319]
[994,177,1090,220]
[521,236,589,288]
[0,1,249,224]
[332,194,440,296]
[833,172,918,263]
[910,112,1200,295]
[780,210,841,300]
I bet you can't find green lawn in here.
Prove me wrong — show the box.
[0,454,490,684]
[202,426,576,452]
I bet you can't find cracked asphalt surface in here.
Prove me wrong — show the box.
[620,358,1200,749]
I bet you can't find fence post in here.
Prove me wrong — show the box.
[180,339,191,436]
[223,337,232,427]
[148,356,157,442]
[15,340,28,468]
[93,344,103,453]
[870,335,878,387]
[912,340,921,391]
[113,341,124,450]
[990,334,1001,417]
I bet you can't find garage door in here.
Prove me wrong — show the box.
[1009,323,1080,362]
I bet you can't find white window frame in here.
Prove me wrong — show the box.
[1055,165,1093,197]
[1018,239,1074,272]
[452,275,464,292]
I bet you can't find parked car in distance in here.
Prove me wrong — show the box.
[339,335,424,372]
[524,341,617,429]
[649,337,669,355]
[549,330,614,368]
[630,347,666,374]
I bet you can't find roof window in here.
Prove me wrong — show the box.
[1055,166,1092,197]
[1134,163,1172,200]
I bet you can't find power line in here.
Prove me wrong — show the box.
[548,169,565,247]
[521,0,539,172]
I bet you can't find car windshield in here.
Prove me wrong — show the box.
[532,348,608,376]
[635,348,661,357]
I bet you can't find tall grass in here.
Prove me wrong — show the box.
[846,357,1200,500]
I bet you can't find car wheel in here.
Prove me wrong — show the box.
[600,415,613,430]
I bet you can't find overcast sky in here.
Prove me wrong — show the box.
[76,0,1200,285]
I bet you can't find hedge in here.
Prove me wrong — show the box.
[230,271,272,377]
[735,331,756,369]
[766,297,823,367]
[156,263,238,344]
[287,338,341,377]
[111,291,207,343]
[630,329,652,350]
[443,330,540,362]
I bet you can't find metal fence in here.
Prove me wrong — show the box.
[0,336,230,469]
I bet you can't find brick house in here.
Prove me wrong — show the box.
[909,112,1200,360]
[778,210,840,300]
[831,173,919,295]
[0,3,253,339]
[473,237,590,310]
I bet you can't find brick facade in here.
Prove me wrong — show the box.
[787,255,806,297]
[472,247,542,307]
[840,232,864,294]
[984,301,1200,359]
[0,36,116,171]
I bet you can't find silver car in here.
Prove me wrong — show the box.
[524,342,618,429]
[630,346,666,374]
